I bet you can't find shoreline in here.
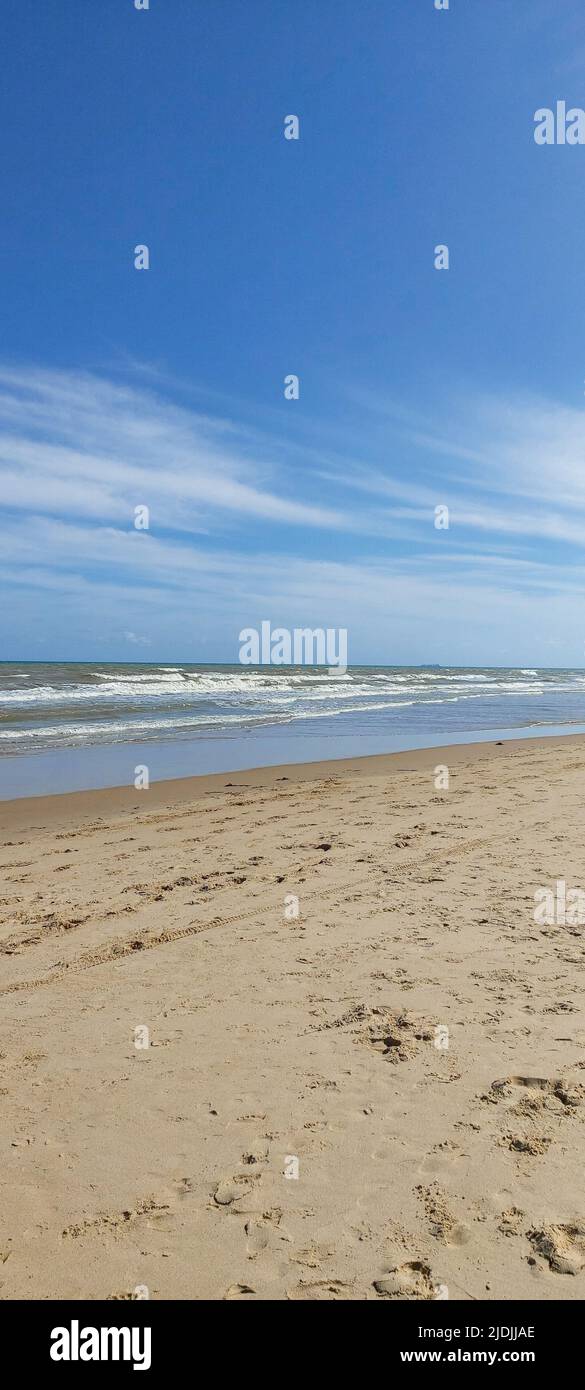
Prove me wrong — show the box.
[2,728,585,829]
[3,697,585,801]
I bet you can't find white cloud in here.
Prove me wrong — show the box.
[3,365,585,661]
[336,387,585,549]
[0,365,345,534]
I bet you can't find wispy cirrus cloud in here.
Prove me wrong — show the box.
[3,363,585,662]
[336,386,585,549]
[0,365,346,534]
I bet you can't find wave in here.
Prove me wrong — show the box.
[1,664,585,755]
[0,667,565,707]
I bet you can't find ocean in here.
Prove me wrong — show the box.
[1,662,585,798]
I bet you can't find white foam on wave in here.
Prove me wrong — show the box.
[0,693,480,749]
[0,669,569,708]
[1,664,584,755]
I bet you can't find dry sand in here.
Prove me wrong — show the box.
[1,735,585,1301]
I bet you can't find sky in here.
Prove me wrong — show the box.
[1,0,585,666]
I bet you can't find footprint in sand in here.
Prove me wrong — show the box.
[503,1134,551,1156]
[212,1169,265,1213]
[528,1223,585,1275]
[415,1183,471,1247]
[373,1260,439,1300]
[244,1220,271,1257]
[498,1206,524,1237]
[287,1279,355,1300]
[490,1076,584,1109]
[362,1008,435,1061]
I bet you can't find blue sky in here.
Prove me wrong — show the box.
[1,0,585,665]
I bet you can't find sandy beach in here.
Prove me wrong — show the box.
[1,734,585,1302]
